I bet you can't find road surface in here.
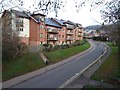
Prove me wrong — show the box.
[12,40,106,88]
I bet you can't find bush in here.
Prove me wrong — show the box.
[43,44,49,47]
[2,41,18,61]
[44,44,53,52]
[16,42,29,57]
[64,44,70,48]
[54,44,60,50]
[93,36,108,41]
[74,40,81,46]
[60,44,65,49]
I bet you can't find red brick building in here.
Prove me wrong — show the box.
[45,18,62,45]
[2,10,84,46]
[29,13,46,46]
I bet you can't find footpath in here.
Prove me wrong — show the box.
[2,40,95,88]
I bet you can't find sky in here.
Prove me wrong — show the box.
[21,0,105,27]
[0,0,108,27]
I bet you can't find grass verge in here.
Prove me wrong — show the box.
[44,42,90,63]
[3,41,90,81]
[2,53,46,81]
[91,42,119,84]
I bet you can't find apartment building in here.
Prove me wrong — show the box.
[2,9,84,46]
[51,19,83,44]
[51,18,67,45]
[64,20,75,44]
[2,10,30,45]
[76,23,83,41]
[45,18,62,45]
[29,13,46,46]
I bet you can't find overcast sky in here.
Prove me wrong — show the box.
[22,0,106,27]
[1,0,108,27]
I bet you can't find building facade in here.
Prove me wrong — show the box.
[29,13,46,46]
[2,10,30,45]
[45,18,62,45]
[2,10,84,46]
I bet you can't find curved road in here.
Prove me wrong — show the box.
[12,40,106,88]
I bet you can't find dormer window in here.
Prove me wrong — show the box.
[41,17,44,22]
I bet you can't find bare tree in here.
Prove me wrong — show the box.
[0,0,66,17]
[100,0,120,46]
[2,10,20,61]
[0,0,66,61]
[74,0,119,45]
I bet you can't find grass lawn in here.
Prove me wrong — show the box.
[2,41,90,81]
[2,53,46,81]
[44,42,90,63]
[91,42,119,84]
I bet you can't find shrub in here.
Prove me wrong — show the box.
[60,44,65,49]
[43,44,49,47]
[54,44,60,50]
[44,44,53,52]
[16,42,29,57]
[93,36,108,41]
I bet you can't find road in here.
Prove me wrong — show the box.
[12,40,106,88]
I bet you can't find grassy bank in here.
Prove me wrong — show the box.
[44,42,90,63]
[2,53,46,81]
[3,41,90,81]
[91,42,119,84]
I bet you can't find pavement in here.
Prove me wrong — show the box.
[2,39,94,88]
[65,43,119,89]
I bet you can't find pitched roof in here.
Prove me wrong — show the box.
[32,13,46,16]
[45,18,62,28]
[66,20,77,26]
[11,10,31,19]
[52,18,66,26]
[10,10,41,23]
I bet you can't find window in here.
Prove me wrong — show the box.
[19,27,23,31]
[59,35,60,38]
[41,17,44,22]
[40,33,44,38]
[62,35,64,38]
[40,25,44,29]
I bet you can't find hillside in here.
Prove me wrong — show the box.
[84,25,102,31]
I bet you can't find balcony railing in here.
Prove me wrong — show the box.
[66,37,73,40]
[66,24,75,30]
[67,32,73,35]
[47,28,58,34]
[77,24,83,29]
[47,37,58,41]
[78,34,82,37]
[78,30,82,33]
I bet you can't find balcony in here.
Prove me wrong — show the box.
[78,34,82,37]
[77,24,83,29]
[47,28,58,34]
[66,37,73,41]
[67,32,73,35]
[78,29,82,33]
[47,37,58,41]
[66,24,75,30]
